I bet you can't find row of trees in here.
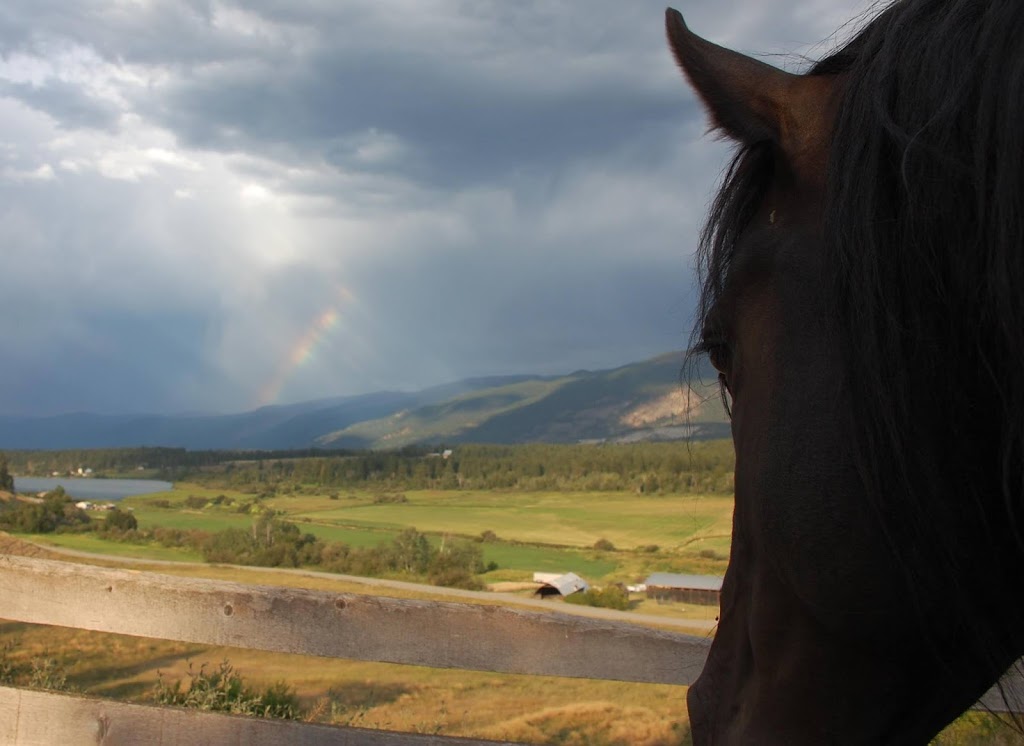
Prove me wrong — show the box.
[2,446,357,479]
[196,441,736,495]
[2,440,736,495]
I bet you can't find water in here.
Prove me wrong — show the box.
[12,477,172,502]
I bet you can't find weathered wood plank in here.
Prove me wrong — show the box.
[2,556,1018,715]
[977,665,1024,714]
[0,555,709,686]
[0,686,513,745]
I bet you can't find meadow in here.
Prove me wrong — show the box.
[109,484,735,580]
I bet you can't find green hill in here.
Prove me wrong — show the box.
[316,353,729,449]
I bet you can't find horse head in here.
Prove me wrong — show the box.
[668,2,1024,742]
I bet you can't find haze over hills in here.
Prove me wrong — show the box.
[0,353,729,451]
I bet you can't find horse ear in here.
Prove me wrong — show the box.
[665,8,800,146]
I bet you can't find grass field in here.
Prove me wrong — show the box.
[115,485,734,580]
[0,620,691,744]
[276,490,734,552]
[20,533,203,562]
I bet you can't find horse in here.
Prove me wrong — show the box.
[667,0,1024,742]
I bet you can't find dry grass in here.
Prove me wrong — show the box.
[0,620,690,743]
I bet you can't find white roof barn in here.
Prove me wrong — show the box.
[534,572,589,598]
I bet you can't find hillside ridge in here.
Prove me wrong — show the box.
[0,353,729,450]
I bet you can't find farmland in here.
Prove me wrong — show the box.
[2,440,1015,744]
[25,483,733,583]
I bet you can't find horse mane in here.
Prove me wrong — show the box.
[690,0,1024,678]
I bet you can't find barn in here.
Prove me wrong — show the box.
[533,572,589,598]
[644,572,722,605]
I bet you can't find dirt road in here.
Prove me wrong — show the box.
[22,540,718,633]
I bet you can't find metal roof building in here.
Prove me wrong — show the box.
[644,573,723,605]
[534,572,589,598]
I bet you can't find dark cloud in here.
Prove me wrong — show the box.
[137,1,691,190]
[0,79,120,131]
[0,0,856,416]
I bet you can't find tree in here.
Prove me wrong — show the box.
[0,455,13,493]
[104,507,138,533]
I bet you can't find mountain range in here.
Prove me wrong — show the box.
[0,353,730,451]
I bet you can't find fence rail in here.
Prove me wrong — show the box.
[0,555,1019,744]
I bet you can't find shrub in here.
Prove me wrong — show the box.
[592,538,615,552]
[104,507,138,533]
[564,586,630,611]
[0,489,89,534]
[372,493,408,504]
[154,660,299,719]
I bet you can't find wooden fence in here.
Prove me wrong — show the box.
[0,555,1019,744]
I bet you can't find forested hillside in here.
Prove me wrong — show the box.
[0,353,728,450]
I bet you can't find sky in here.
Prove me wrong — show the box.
[0,0,872,416]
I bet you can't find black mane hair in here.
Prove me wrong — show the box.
[689,0,1024,693]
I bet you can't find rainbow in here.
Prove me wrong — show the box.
[256,306,341,408]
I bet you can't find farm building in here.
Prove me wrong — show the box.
[644,573,722,605]
[533,572,589,598]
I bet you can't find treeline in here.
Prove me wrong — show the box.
[2,440,736,495]
[203,441,736,495]
[2,446,358,478]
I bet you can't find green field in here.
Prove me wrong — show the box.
[112,485,733,580]
[19,532,203,562]
[274,490,734,552]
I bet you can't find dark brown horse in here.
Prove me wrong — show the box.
[668,1,1024,742]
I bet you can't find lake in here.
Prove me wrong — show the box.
[12,477,172,502]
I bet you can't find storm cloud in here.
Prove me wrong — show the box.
[0,0,871,416]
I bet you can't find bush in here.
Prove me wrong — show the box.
[154,660,299,719]
[372,493,407,504]
[183,495,209,509]
[104,507,138,533]
[0,489,89,534]
[564,586,630,611]
[592,538,615,552]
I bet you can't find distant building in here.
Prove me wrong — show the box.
[644,573,722,605]
[534,572,589,598]
[532,572,562,584]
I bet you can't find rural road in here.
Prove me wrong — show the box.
[27,541,719,633]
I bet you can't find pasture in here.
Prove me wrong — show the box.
[113,484,734,579]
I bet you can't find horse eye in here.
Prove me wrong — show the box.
[706,344,732,375]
